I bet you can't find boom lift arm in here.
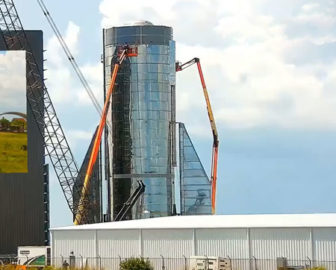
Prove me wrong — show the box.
[74,46,138,225]
[176,57,219,214]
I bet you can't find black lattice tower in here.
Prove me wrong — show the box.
[0,0,92,224]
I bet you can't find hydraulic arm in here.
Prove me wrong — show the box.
[114,180,145,221]
[176,58,219,214]
[74,46,138,225]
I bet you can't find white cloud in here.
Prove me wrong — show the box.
[99,0,175,28]
[67,129,93,148]
[45,21,103,107]
[64,128,97,165]
[77,62,104,106]
[0,51,26,114]
[99,0,336,134]
[43,21,104,163]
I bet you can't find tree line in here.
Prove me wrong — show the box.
[0,117,27,133]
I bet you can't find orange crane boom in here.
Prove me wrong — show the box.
[176,58,219,214]
[74,46,138,225]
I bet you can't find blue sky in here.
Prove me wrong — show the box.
[10,0,336,227]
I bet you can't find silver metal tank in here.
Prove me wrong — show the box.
[103,21,176,220]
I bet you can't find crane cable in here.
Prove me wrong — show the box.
[37,0,109,126]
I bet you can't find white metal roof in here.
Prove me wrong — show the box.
[51,213,336,231]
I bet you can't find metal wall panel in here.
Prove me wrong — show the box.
[104,25,172,46]
[53,230,96,258]
[250,228,310,270]
[196,228,248,258]
[250,228,310,259]
[51,226,336,270]
[142,229,193,257]
[313,228,336,261]
[52,230,96,268]
[104,24,176,220]
[0,31,48,255]
[97,229,140,258]
[143,229,193,270]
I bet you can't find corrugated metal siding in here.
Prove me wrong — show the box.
[97,229,139,257]
[251,228,310,259]
[51,226,336,270]
[250,228,311,270]
[196,228,248,258]
[314,228,336,261]
[142,229,193,257]
[53,230,96,258]
[142,229,193,270]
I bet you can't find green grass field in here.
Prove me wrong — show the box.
[0,132,27,173]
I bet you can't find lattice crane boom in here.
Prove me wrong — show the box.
[0,0,89,222]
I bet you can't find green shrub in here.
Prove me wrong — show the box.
[311,267,326,270]
[120,257,153,270]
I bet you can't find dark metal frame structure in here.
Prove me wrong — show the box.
[0,30,48,254]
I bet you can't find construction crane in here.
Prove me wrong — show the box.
[74,45,138,225]
[0,0,137,225]
[36,0,105,119]
[0,0,92,223]
[37,0,113,220]
[176,58,219,214]
[0,0,217,222]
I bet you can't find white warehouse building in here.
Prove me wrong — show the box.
[51,214,336,270]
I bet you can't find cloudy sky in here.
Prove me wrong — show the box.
[11,0,336,227]
[0,51,26,117]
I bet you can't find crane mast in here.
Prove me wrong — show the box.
[0,0,91,223]
[176,57,219,214]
